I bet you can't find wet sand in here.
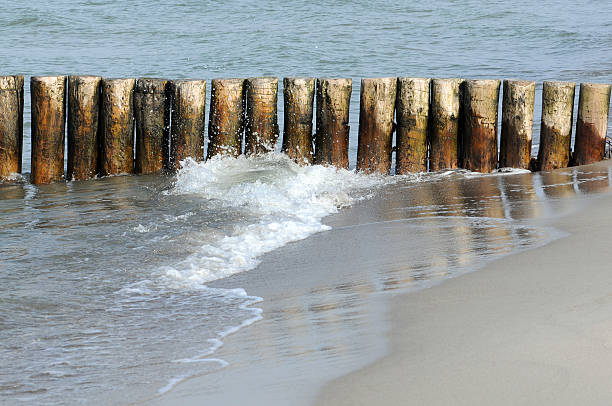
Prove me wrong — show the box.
[147,161,612,406]
[317,162,612,405]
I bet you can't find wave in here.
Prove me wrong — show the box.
[162,153,391,285]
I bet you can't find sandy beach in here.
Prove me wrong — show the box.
[138,161,612,406]
[317,163,612,405]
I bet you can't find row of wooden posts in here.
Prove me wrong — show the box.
[0,75,610,184]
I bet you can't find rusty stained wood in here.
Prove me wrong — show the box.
[170,79,206,170]
[0,75,24,179]
[429,78,462,171]
[572,82,611,166]
[537,81,575,171]
[100,78,136,176]
[207,78,245,159]
[356,77,397,174]
[282,77,315,164]
[30,76,66,184]
[395,77,430,174]
[134,78,171,174]
[67,75,102,181]
[245,77,279,155]
[460,79,501,173]
[314,78,352,169]
[499,80,535,170]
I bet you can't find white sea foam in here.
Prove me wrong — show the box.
[163,154,389,285]
[487,167,532,176]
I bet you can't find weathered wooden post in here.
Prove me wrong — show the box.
[314,78,352,168]
[67,75,101,181]
[0,75,23,179]
[499,80,535,169]
[572,82,611,166]
[170,79,206,170]
[245,77,279,155]
[460,79,501,173]
[100,78,136,176]
[207,78,245,159]
[134,78,170,174]
[429,78,462,171]
[356,77,397,174]
[282,77,315,164]
[537,81,575,171]
[395,77,430,174]
[31,76,66,184]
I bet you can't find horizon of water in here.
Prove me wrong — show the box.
[2,1,612,404]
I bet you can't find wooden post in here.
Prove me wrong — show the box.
[572,82,611,166]
[67,75,101,181]
[245,77,279,155]
[100,78,136,176]
[0,75,23,179]
[282,77,315,164]
[537,81,575,171]
[460,79,501,173]
[134,78,170,174]
[170,79,206,170]
[30,76,66,184]
[314,78,352,168]
[356,77,397,174]
[429,78,462,171]
[395,77,430,174]
[207,78,245,159]
[499,80,535,169]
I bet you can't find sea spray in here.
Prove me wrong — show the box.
[163,154,390,284]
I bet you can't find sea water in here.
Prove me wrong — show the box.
[1,0,612,404]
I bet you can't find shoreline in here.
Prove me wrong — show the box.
[144,162,612,406]
[316,162,612,405]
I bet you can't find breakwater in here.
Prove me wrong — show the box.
[0,75,610,184]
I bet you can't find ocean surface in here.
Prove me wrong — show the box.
[1,1,612,404]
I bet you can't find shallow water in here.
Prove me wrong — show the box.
[3,157,611,405]
[1,1,612,404]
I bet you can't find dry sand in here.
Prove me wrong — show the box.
[317,172,612,405]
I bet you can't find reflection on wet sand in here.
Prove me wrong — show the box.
[229,162,612,387]
[498,173,540,220]
[538,170,576,199]
[576,169,610,194]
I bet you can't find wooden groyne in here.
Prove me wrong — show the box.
[244,77,278,156]
[0,74,610,184]
[100,78,135,177]
[0,75,23,180]
[282,77,315,164]
[499,80,535,170]
[134,78,171,174]
[170,79,206,171]
[356,77,397,174]
[429,78,462,171]
[207,78,244,159]
[31,76,66,184]
[67,75,101,181]
[395,78,430,174]
[573,83,612,166]
[537,81,575,171]
[460,79,501,173]
[314,78,352,169]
